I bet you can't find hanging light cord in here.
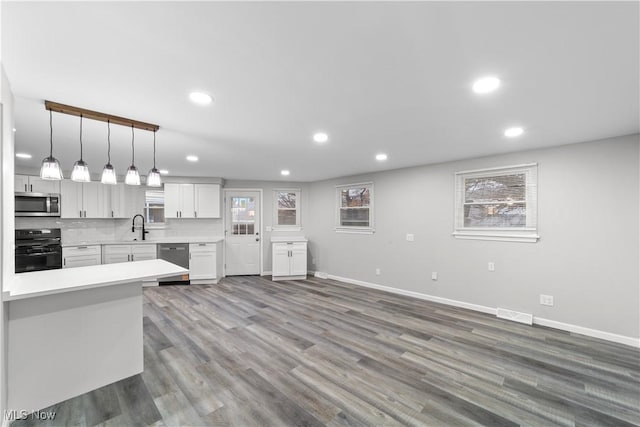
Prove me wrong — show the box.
[79,114,84,160]
[153,131,157,168]
[107,120,112,164]
[131,124,135,165]
[49,109,54,157]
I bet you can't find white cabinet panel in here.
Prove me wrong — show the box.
[15,175,60,194]
[104,244,156,264]
[60,180,83,218]
[271,240,307,281]
[166,183,220,219]
[194,184,220,218]
[110,183,139,218]
[189,243,216,281]
[60,180,109,218]
[131,245,157,262]
[14,175,29,193]
[63,245,102,269]
[290,243,307,276]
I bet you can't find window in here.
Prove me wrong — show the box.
[454,163,538,242]
[336,182,374,233]
[231,196,256,235]
[144,190,165,226]
[273,189,301,230]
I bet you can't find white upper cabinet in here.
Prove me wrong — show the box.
[15,174,60,194]
[60,180,109,218]
[110,183,141,218]
[194,184,220,218]
[165,183,219,219]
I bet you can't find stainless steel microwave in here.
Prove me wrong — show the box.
[15,192,61,217]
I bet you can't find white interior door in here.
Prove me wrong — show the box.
[225,190,261,276]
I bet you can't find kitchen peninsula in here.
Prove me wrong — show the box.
[3,260,188,413]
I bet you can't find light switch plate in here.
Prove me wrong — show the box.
[406,234,414,242]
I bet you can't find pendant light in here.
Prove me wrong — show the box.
[146,130,162,187]
[40,110,64,180]
[125,124,141,185]
[101,120,117,185]
[71,114,91,182]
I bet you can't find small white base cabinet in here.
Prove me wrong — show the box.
[103,244,157,264]
[271,237,307,281]
[63,245,102,268]
[189,242,222,284]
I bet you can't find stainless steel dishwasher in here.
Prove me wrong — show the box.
[157,243,190,284]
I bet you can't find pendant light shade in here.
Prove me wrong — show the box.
[147,130,162,187]
[40,110,64,180]
[71,114,91,182]
[101,120,117,185]
[125,125,141,186]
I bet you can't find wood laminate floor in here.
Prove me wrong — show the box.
[11,276,640,427]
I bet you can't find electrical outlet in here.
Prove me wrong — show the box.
[431,272,438,281]
[540,294,554,306]
[488,262,495,272]
[406,233,415,242]
[375,268,381,276]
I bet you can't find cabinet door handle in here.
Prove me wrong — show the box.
[79,210,82,217]
[112,210,114,218]
[195,211,198,218]
[24,184,27,192]
[63,258,66,266]
[78,246,88,249]
[30,184,33,192]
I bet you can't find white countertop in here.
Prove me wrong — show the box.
[4,259,188,301]
[270,236,308,243]
[62,236,224,247]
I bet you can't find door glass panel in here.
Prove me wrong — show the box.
[231,196,256,235]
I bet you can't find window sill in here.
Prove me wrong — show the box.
[272,226,302,232]
[453,230,539,243]
[335,227,375,235]
[145,224,167,230]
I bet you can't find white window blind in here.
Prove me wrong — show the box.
[454,164,538,242]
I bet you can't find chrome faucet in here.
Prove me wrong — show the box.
[132,214,149,240]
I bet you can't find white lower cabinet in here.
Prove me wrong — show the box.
[271,239,307,281]
[189,242,222,284]
[62,245,102,268]
[103,244,157,264]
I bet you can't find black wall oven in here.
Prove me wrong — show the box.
[15,192,61,217]
[15,228,63,273]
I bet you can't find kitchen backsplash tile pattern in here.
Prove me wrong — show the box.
[15,218,223,244]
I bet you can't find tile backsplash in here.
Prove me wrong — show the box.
[15,217,223,244]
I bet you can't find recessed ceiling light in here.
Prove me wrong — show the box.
[504,127,524,137]
[186,155,199,162]
[313,132,329,143]
[375,153,388,161]
[15,153,32,159]
[159,169,169,175]
[472,76,500,94]
[281,170,290,176]
[189,91,213,105]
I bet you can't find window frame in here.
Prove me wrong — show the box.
[335,182,375,234]
[453,163,539,243]
[272,188,302,231]
[144,189,166,229]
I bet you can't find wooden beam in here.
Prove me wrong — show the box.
[45,100,159,132]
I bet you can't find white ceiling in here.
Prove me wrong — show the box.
[3,1,638,182]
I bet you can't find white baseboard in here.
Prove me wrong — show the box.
[326,274,497,315]
[317,272,639,348]
[533,317,640,348]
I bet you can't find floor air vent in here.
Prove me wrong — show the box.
[496,308,533,325]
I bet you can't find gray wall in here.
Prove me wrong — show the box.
[305,134,640,339]
[223,180,311,272]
